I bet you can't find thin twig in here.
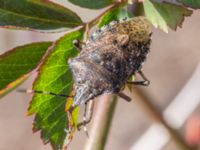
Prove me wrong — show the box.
[84,95,118,150]
[130,86,195,150]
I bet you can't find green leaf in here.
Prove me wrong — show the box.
[0,0,82,30]
[143,0,193,32]
[177,0,200,9]
[28,29,84,150]
[68,0,115,9]
[151,0,200,9]
[98,6,129,27]
[0,42,51,98]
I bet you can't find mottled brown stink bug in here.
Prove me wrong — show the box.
[19,16,152,129]
[69,16,152,108]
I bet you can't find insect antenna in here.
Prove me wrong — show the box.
[17,89,73,98]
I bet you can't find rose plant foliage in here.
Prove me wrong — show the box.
[0,0,199,149]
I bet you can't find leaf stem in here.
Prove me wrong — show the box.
[86,1,127,28]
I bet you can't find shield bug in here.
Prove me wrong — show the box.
[18,17,152,129]
[69,16,152,108]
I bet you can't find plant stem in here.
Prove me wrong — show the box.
[63,1,126,35]
[84,95,118,150]
[86,1,126,28]
[131,87,195,150]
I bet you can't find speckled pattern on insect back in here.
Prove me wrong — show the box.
[68,17,152,106]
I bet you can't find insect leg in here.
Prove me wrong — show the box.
[73,39,85,51]
[117,92,132,102]
[127,70,150,86]
[77,100,94,131]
